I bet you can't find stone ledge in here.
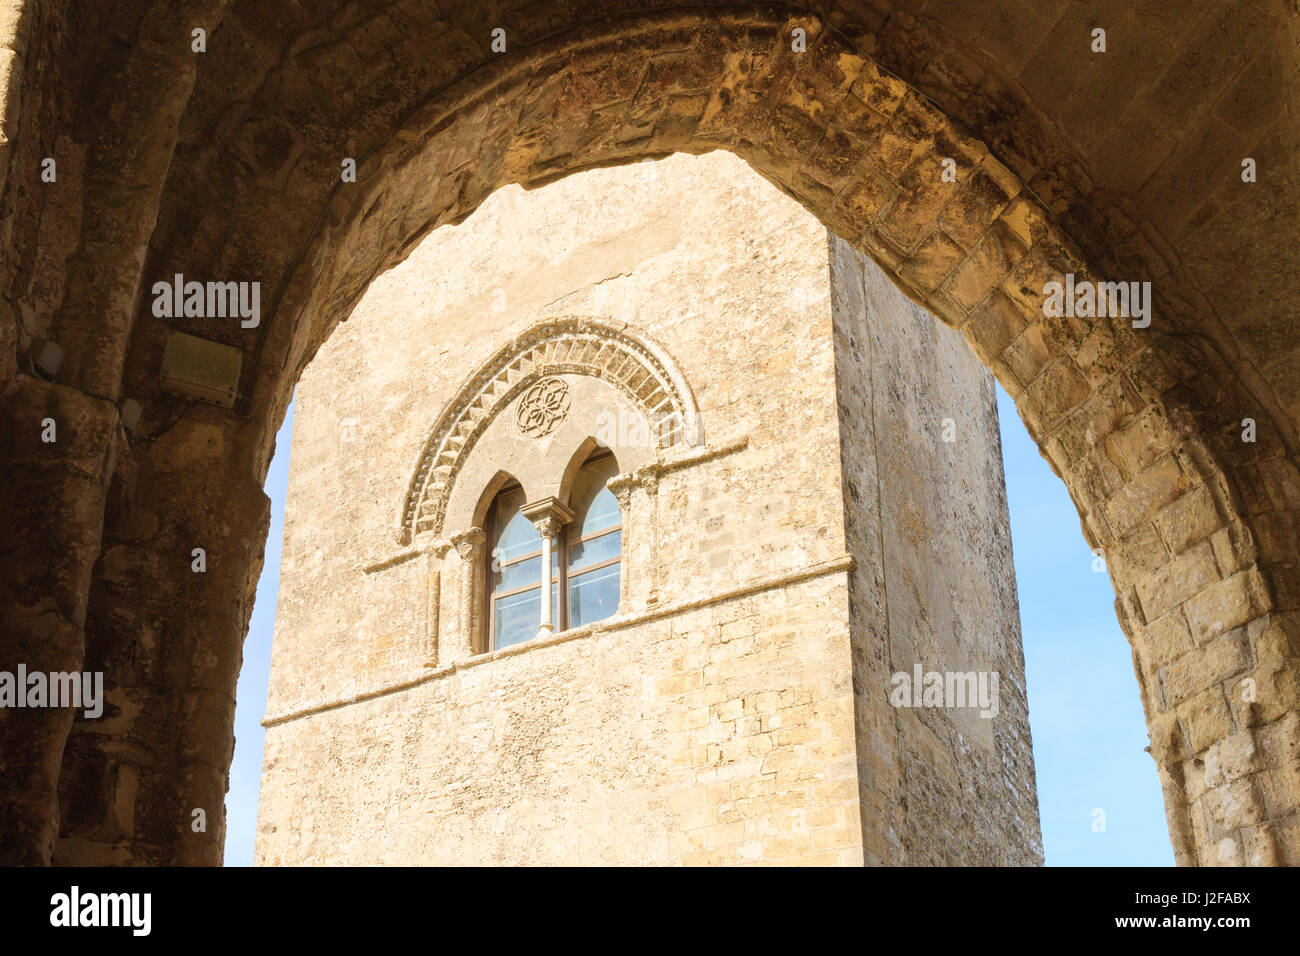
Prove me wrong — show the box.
[261,551,854,728]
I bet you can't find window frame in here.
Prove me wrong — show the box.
[566,525,622,580]
[483,480,561,650]
[482,451,622,650]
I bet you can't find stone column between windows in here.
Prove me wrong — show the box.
[521,497,574,638]
[640,467,661,608]
[608,467,659,614]
[607,473,637,615]
[450,527,484,658]
[423,541,451,667]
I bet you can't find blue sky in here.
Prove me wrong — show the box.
[223,385,1173,866]
[996,386,1173,865]
[224,400,290,868]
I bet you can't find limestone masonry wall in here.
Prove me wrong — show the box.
[831,234,1040,865]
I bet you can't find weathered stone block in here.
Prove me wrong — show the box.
[1162,632,1248,708]
[1181,569,1268,645]
[1142,610,1193,668]
[1154,481,1223,555]
[1174,687,1234,755]
[1023,358,1090,432]
[1106,458,1192,538]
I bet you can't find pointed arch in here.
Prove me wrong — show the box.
[470,469,524,533]
[557,437,614,511]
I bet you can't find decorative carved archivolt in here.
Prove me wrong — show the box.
[396,317,701,545]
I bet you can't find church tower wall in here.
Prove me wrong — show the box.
[255,152,1038,865]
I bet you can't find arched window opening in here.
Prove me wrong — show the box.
[566,451,622,628]
[482,450,622,650]
[486,483,558,650]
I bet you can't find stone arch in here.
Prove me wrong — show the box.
[556,437,613,512]
[399,317,700,545]
[0,1,1294,867]
[469,469,522,534]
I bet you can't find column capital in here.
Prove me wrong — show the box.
[606,473,638,510]
[608,467,659,503]
[450,526,484,559]
[635,464,660,497]
[521,496,574,538]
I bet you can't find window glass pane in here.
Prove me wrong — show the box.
[569,528,621,573]
[569,454,621,538]
[493,486,539,565]
[496,554,540,592]
[569,562,620,628]
[488,482,566,647]
[494,587,539,649]
[581,486,621,536]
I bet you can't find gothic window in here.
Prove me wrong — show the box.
[486,482,558,650]
[482,451,622,650]
[565,451,622,628]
